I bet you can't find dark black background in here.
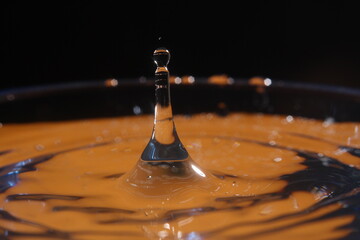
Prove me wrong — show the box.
[2,0,360,90]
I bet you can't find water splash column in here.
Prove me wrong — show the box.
[141,48,188,161]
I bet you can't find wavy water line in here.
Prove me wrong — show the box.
[0,133,359,239]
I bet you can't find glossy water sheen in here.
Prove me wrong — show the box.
[0,113,359,240]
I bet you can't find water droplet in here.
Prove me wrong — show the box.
[232,142,241,148]
[186,144,194,149]
[153,47,170,67]
[285,115,294,123]
[104,78,118,87]
[290,195,299,209]
[158,230,169,238]
[322,117,334,127]
[206,113,214,120]
[273,157,282,162]
[174,77,182,84]
[269,140,276,146]
[264,78,272,86]
[186,76,195,84]
[133,105,142,115]
[259,205,272,215]
[208,75,231,85]
[35,144,45,151]
[334,148,347,156]
[248,76,272,93]
[354,125,359,138]
[187,232,201,240]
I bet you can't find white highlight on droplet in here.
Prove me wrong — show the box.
[133,105,142,115]
[259,205,273,215]
[286,115,294,123]
[157,230,169,238]
[174,77,182,84]
[264,78,272,86]
[187,76,195,84]
[109,79,118,86]
[322,117,334,127]
[191,164,206,177]
[269,140,276,146]
[163,223,170,229]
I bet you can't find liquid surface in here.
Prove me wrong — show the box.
[0,113,359,240]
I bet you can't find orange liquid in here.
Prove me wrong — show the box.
[0,113,359,239]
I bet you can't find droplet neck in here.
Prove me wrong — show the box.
[141,48,188,161]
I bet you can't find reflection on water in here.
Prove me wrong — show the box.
[0,113,359,239]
